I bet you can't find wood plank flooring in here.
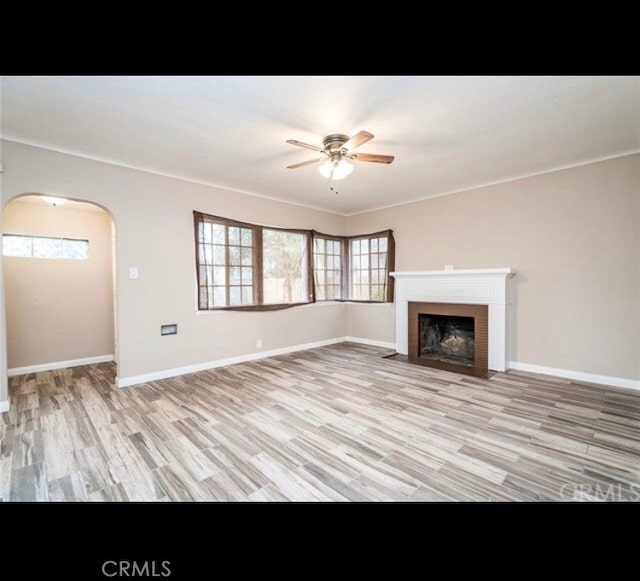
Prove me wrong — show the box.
[1,343,639,501]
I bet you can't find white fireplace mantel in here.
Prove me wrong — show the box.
[390,268,514,371]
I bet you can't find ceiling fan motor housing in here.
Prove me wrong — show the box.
[322,134,350,152]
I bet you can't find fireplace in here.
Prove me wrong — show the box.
[408,302,488,377]
[391,268,513,372]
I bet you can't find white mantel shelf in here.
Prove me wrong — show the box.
[391,268,515,372]
[391,268,513,278]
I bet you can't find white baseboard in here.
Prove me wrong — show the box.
[0,400,9,413]
[508,361,640,391]
[7,354,114,377]
[344,336,397,350]
[117,338,346,388]
[118,336,399,388]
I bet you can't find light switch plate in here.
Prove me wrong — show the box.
[129,267,138,279]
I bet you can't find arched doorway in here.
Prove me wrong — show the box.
[2,194,118,407]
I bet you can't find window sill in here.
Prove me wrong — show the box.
[194,300,393,315]
[346,301,394,306]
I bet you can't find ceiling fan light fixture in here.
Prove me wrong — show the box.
[319,158,353,181]
[318,159,334,178]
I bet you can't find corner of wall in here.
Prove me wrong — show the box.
[0,204,8,404]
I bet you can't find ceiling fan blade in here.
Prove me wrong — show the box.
[286,139,324,152]
[351,153,395,164]
[343,130,374,151]
[287,158,323,169]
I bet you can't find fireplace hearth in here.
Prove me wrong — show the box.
[408,302,488,377]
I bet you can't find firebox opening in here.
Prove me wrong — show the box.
[418,314,475,367]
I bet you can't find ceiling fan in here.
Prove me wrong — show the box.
[286,131,394,181]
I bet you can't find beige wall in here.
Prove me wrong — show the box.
[346,303,395,344]
[347,154,640,381]
[3,200,114,369]
[0,141,347,399]
[0,141,637,406]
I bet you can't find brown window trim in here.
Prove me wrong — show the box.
[195,211,394,311]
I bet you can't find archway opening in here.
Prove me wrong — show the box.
[2,194,117,397]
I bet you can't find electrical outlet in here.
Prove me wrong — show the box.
[256,339,262,348]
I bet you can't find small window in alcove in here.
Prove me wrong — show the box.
[2,234,89,260]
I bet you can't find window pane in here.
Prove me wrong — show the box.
[33,236,62,259]
[371,253,379,269]
[203,223,213,244]
[3,235,32,257]
[371,238,378,253]
[213,287,226,307]
[315,238,324,253]
[378,252,388,269]
[213,266,226,285]
[62,238,89,260]
[228,246,240,264]
[242,286,253,304]
[228,227,240,245]
[230,267,241,285]
[372,285,385,301]
[229,286,242,305]
[242,267,252,284]
[199,287,209,308]
[241,248,252,266]
[352,240,360,254]
[263,229,308,304]
[213,245,225,264]
[241,228,252,246]
[315,253,325,269]
[379,237,387,252]
[212,224,225,244]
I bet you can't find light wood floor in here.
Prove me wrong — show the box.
[1,343,639,501]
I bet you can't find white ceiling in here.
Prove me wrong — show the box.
[2,76,638,215]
